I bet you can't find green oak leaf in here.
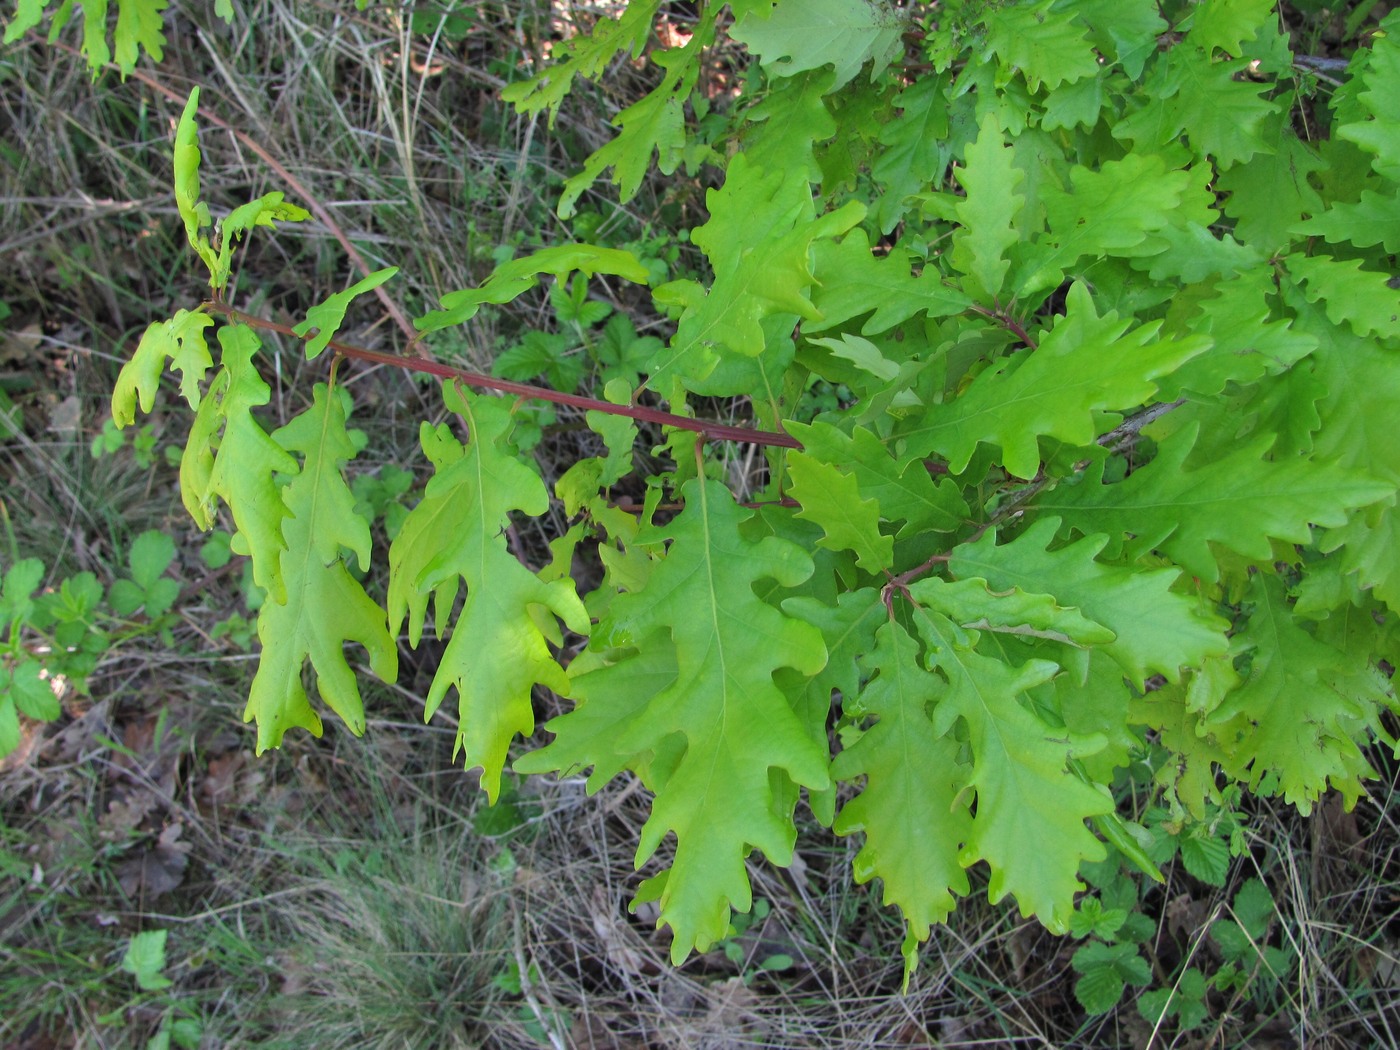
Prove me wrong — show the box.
[112,308,214,424]
[898,283,1208,479]
[648,154,864,392]
[113,0,166,76]
[950,113,1025,303]
[981,0,1099,92]
[787,421,968,536]
[743,69,838,185]
[807,229,971,335]
[872,73,951,233]
[204,325,299,604]
[1285,253,1400,340]
[1040,421,1392,584]
[832,621,973,982]
[949,519,1229,686]
[416,245,650,333]
[1059,0,1166,78]
[1337,13,1400,181]
[595,479,829,962]
[1209,574,1395,814]
[244,384,397,751]
[387,386,589,801]
[1293,188,1400,255]
[914,607,1110,932]
[914,577,1115,649]
[731,0,903,91]
[293,267,398,359]
[786,451,892,572]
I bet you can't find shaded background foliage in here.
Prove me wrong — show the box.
[1,2,1398,1048]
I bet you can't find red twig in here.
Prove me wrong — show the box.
[203,302,803,450]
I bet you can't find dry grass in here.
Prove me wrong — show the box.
[2,2,1398,1049]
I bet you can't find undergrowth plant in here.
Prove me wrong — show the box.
[15,0,1400,984]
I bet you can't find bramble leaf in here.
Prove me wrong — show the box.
[244,384,397,751]
[387,387,589,801]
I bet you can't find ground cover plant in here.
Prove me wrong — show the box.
[3,1,1400,1047]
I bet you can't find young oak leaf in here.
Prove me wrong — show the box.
[112,308,214,424]
[387,386,589,802]
[912,606,1111,933]
[730,0,903,91]
[831,621,974,981]
[244,384,398,751]
[596,479,829,962]
[951,113,1025,304]
[898,283,1208,479]
[786,451,892,572]
[204,325,299,605]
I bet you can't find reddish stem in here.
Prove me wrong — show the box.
[203,302,803,450]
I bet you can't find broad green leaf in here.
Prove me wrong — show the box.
[1217,125,1326,250]
[778,588,885,826]
[205,326,299,604]
[899,283,1208,479]
[1042,421,1392,583]
[787,422,968,537]
[244,385,397,751]
[1072,941,1151,1014]
[1293,188,1400,254]
[1209,575,1394,813]
[949,519,1229,686]
[872,73,951,232]
[832,622,973,979]
[597,479,829,961]
[122,929,171,992]
[915,577,1115,649]
[731,0,903,91]
[112,309,214,424]
[743,69,838,185]
[807,229,971,335]
[950,113,1024,303]
[1113,49,1275,168]
[649,155,864,392]
[1337,13,1400,181]
[8,658,56,722]
[416,245,650,333]
[0,558,45,631]
[786,451,892,572]
[387,387,589,801]
[516,638,677,794]
[1059,0,1166,78]
[1183,0,1275,56]
[913,607,1109,931]
[1157,270,1316,399]
[1286,253,1400,340]
[981,0,1099,92]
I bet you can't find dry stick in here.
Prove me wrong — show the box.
[204,302,803,450]
[49,40,421,347]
